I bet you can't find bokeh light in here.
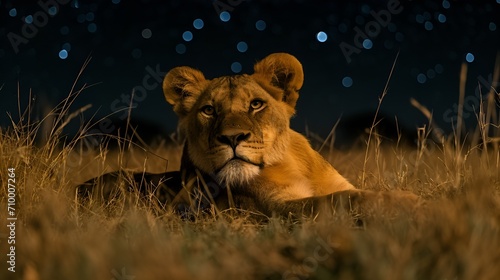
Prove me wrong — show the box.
[316,31,328,43]
[237,41,248,53]
[182,31,193,42]
[9,8,17,17]
[417,73,427,84]
[193,19,204,30]
[489,22,497,31]
[465,53,475,63]
[142,28,152,39]
[255,20,266,31]
[86,12,95,21]
[437,14,447,23]
[220,11,230,22]
[62,43,71,51]
[58,50,68,60]
[362,39,373,49]
[231,62,242,73]
[342,77,353,88]
[176,44,186,54]
[424,21,434,31]
[24,15,33,24]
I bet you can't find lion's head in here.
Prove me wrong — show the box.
[163,53,304,187]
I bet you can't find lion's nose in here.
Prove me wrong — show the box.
[217,131,251,148]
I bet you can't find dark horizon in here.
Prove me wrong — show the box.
[1,0,499,143]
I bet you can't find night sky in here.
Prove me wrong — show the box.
[1,0,499,144]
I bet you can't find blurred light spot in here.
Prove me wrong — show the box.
[24,15,33,24]
[193,18,204,29]
[489,22,497,31]
[437,14,446,23]
[417,74,427,84]
[435,64,444,74]
[60,26,70,35]
[237,41,248,52]
[338,23,348,33]
[255,20,266,31]
[361,5,371,14]
[72,0,80,8]
[219,11,230,22]
[62,43,71,51]
[465,53,475,63]
[48,6,58,16]
[316,31,328,43]
[176,44,186,54]
[388,23,397,32]
[58,50,68,60]
[342,77,353,88]
[231,62,242,73]
[416,14,424,24]
[182,31,193,42]
[442,0,450,9]
[131,48,142,59]
[426,69,436,79]
[362,39,373,49]
[395,32,404,42]
[424,21,434,31]
[9,8,17,17]
[86,12,95,21]
[142,28,152,39]
[384,40,394,50]
[77,14,85,23]
[87,23,97,33]
[112,0,121,4]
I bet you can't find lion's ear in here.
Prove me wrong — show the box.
[163,66,208,116]
[252,53,304,109]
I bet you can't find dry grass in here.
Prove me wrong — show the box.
[1,62,500,280]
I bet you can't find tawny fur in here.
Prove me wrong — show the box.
[163,53,355,207]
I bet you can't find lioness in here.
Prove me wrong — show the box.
[79,53,420,219]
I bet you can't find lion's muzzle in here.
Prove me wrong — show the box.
[216,128,251,149]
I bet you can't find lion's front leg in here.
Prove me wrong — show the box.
[276,190,423,223]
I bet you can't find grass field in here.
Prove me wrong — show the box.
[1,64,499,280]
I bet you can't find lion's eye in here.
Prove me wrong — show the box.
[250,99,265,110]
[201,105,215,116]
